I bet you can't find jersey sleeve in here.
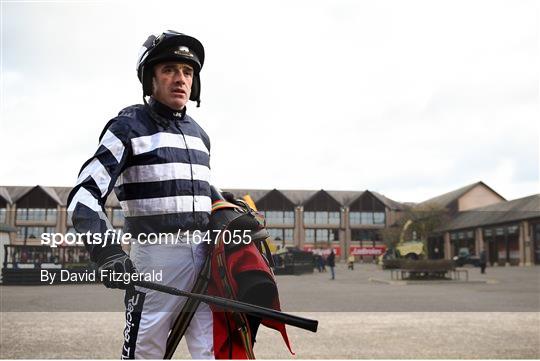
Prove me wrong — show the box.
[198,126,222,203]
[66,117,132,262]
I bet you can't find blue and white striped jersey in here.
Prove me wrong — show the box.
[67,99,213,259]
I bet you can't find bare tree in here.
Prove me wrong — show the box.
[401,204,449,252]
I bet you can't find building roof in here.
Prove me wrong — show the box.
[223,188,272,203]
[371,191,405,211]
[0,185,121,208]
[327,190,362,207]
[39,186,63,205]
[224,188,404,210]
[418,181,506,209]
[0,187,13,204]
[6,185,63,205]
[3,186,32,203]
[54,187,72,205]
[0,185,406,210]
[437,194,540,232]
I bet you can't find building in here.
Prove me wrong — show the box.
[223,188,405,260]
[436,194,540,266]
[418,182,540,265]
[0,182,538,266]
[0,185,404,262]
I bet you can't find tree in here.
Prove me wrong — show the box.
[396,203,449,257]
[380,224,404,248]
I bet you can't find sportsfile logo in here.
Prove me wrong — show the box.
[40,229,253,247]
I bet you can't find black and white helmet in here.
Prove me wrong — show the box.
[136,30,205,106]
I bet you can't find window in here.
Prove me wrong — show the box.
[16,208,57,222]
[306,228,339,243]
[316,229,328,242]
[26,227,43,239]
[350,211,385,225]
[315,212,328,224]
[304,212,315,224]
[268,228,294,241]
[46,209,57,222]
[16,226,56,240]
[349,212,361,225]
[16,208,26,220]
[351,229,379,242]
[266,211,282,224]
[268,228,283,240]
[507,225,518,234]
[305,229,315,242]
[25,226,45,239]
[283,211,295,224]
[304,211,340,225]
[284,228,293,240]
[261,211,294,225]
[0,208,6,223]
[361,212,373,225]
[373,212,385,225]
[328,212,340,225]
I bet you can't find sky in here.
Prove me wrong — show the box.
[1,0,538,203]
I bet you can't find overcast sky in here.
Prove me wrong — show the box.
[1,0,538,203]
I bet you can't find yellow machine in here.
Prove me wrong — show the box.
[379,219,425,264]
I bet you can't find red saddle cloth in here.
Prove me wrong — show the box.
[207,240,293,359]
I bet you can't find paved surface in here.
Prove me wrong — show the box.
[1,263,539,358]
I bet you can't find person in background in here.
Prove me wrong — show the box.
[347,254,355,270]
[327,249,336,280]
[479,250,487,274]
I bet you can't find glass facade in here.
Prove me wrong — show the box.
[304,228,339,243]
[451,230,476,255]
[0,208,6,223]
[351,229,381,243]
[303,212,315,224]
[304,211,340,225]
[484,225,520,265]
[17,226,56,240]
[305,229,315,242]
[349,211,385,225]
[328,212,340,224]
[16,208,57,222]
[260,211,294,225]
[268,228,294,241]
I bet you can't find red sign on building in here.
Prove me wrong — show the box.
[302,245,341,257]
[349,246,386,256]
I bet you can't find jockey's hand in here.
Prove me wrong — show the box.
[97,249,136,290]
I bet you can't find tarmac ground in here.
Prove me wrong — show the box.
[1,263,539,359]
